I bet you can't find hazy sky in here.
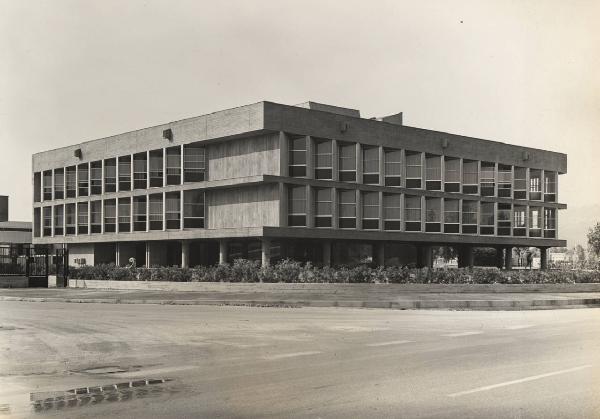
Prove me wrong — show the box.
[1,0,598,246]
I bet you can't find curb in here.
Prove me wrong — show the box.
[2,296,600,310]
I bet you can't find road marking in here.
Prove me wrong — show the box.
[505,325,534,330]
[366,340,415,347]
[442,331,483,337]
[447,364,592,398]
[264,351,322,360]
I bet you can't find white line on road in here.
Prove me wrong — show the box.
[447,364,593,398]
[505,325,534,330]
[366,340,415,347]
[264,351,322,360]
[442,331,483,337]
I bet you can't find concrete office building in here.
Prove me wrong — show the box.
[31,101,566,269]
[0,196,32,247]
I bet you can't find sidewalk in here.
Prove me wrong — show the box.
[1,288,600,310]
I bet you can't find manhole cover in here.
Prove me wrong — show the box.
[82,366,126,374]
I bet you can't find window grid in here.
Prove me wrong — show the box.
[77,202,88,234]
[314,188,332,227]
[384,149,402,186]
[104,199,116,233]
[104,159,117,193]
[405,152,422,188]
[118,198,131,232]
[133,196,147,232]
[54,169,64,200]
[149,194,163,230]
[90,201,102,233]
[133,153,148,189]
[183,190,205,228]
[362,192,379,230]
[338,190,356,229]
[288,186,307,227]
[165,192,181,230]
[149,150,164,188]
[166,147,182,185]
[183,145,206,182]
[66,166,76,198]
[383,193,401,230]
[118,156,131,191]
[289,136,307,177]
[314,139,333,180]
[54,205,64,236]
[65,203,76,235]
[338,142,356,182]
[90,161,102,195]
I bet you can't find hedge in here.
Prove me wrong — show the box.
[68,259,600,284]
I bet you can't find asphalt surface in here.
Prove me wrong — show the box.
[1,302,599,418]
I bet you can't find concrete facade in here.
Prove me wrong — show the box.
[32,101,566,269]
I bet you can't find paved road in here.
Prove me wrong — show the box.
[1,302,599,418]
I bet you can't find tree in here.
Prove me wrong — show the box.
[574,244,586,268]
[587,222,600,258]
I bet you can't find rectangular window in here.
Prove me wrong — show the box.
[425,197,441,232]
[339,142,356,182]
[513,205,527,236]
[480,162,495,197]
[383,193,401,230]
[133,152,148,189]
[289,135,307,177]
[462,200,478,234]
[425,154,442,191]
[544,208,556,238]
[362,146,379,184]
[544,172,556,202]
[118,156,131,191]
[514,167,527,200]
[166,146,181,185]
[529,207,542,237]
[444,157,460,192]
[362,191,379,230]
[314,188,332,227]
[77,202,88,234]
[65,203,76,235]
[149,194,163,230]
[462,159,478,194]
[498,164,512,198]
[54,205,64,236]
[78,163,89,196]
[43,170,52,200]
[90,201,101,233]
[34,172,41,203]
[497,203,511,236]
[444,199,459,233]
[133,196,147,231]
[118,197,131,233]
[90,161,102,195]
[183,190,205,228]
[314,139,332,180]
[165,192,181,230]
[405,151,422,189]
[183,144,206,182]
[43,207,52,236]
[66,166,76,198]
[480,202,495,235]
[54,168,64,200]
[104,199,116,233]
[288,185,307,227]
[338,190,356,229]
[104,158,117,193]
[149,149,163,187]
[529,169,542,201]
[404,195,421,231]
[384,149,402,186]
[33,207,40,237]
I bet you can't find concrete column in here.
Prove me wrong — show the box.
[279,132,289,177]
[115,242,120,267]
[375,242,385,267]
[504,246,513,270]
[322,241,332,267]
[540,247,548,270]
[181,240,190,268]
[261,238,271,267]
[145,242,151,267]
[219,240,228,265]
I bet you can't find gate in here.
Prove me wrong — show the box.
[55,248,69,287]
[26,246,49,287]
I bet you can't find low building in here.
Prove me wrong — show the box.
[31,101,566,269]
[0,196,32,247]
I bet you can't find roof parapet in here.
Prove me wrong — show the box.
[294,101,360,118]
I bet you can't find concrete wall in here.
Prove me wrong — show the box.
[0,276,28,288]
[207,184,279,229]
[68,243,95,266]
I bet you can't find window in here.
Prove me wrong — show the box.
[78,163,89,196]
[425,154,442,191]
[90,201,101,233]
[118,197,131,232]
[166,146,181,185]
[497,203,511,236]
[544,208,556,238]
[384,149,402,186]
[133,152,147,189]
[314,139,332,180]
[462,200,478,234]
[77,202,88,234]
[65,203,75,235]
[118,156,131,191]
[404,195,421,231]
[529,207,542,237]
[338,190,356,229]
[149,194,163,230]
[288,185,307,227]
[362,146,379,184]
[444,157,460,192]
[529,169,542,201]
[54,168,64,200]
[498,164,512,198]
[33,207,41,237]
[133,196,147,231]
[183,144,206,182]
[43,207,52,236]
[288,135,307,177]
[480,162,495,197]
[514,167,527,199]
[544,172,556,202]
[462,160,478,194]
[90,161,102,195]
[183,190,205,228]
[165,192,181,229]
[314,188,332,227]
[34,172,41,203]
[339,142,356,182]
[444,199,459,233]
[43,170,52,200]
[104,158,117,193]
[425,197,441,232]
[54,205,64,236]
[405,151,422,188]
[362,192,379,230]
[513,205,527,236]
[149,149,163,187]
[383,193,401,230]
[480,202,495,235]
[104,199,116,233]
[66,166,76,198]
